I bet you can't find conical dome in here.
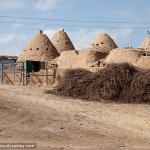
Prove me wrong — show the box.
[91,33,117,52]
[140,36,150,50]
[17,30,59,62]
[51,28,75,54]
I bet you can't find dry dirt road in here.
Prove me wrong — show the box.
[0,85,150,150]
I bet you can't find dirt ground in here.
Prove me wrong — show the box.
[0,86,150,150]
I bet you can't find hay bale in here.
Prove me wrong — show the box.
[51,63,143,102]
[91,33,117,52]
[85,63,137,100]
[50,63,150,103]
[51,68,93,97]
[51,28,75,54]
[123,70,150,103]
[17,30,59,62]
[105,48,143,65]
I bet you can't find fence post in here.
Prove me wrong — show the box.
[53,69,56,84]
[24,62,27,86]
[45,62,48,85]
[1,61,3,85]
[13,63,16,86]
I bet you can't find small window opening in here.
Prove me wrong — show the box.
[36,48,39,50]
[96,43,99,46]
[46,48,49,50]
[101,42,104,44]
[30,48,32,51]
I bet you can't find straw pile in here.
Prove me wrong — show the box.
[91,33,117,52]
[140,36,150,51]
[50,63,150,103]
[17,30,59,62]
[105,48,143,65]
[123,70,150,103]
[51,28,75,54]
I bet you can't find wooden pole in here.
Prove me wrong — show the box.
[53,69,56,84]
[1,61,3,85]
[22,63,24,86]
[13,63,16,85]
[45,62,48,85]
[24,62,27,86]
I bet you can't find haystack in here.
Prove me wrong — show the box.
[105,48,143,66]
[51,28,75,54]
[124,70,150,103]
[50,63,150,103]
[140,36,150,50]
[51,63,145,101]
[91,33,118,52]
[17,30,59,62]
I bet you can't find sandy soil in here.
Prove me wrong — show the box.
[0,85,150,150]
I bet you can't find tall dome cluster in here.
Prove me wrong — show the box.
[17,28,149,70]
[17,29,75,62]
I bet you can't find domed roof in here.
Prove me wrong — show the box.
[140,36,150,51]
[17,30,59,62]
[137,56,150,69]
[91,33,118,52]
[105,48,142,65]
[51,28,75,54]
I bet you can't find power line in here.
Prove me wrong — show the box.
[0,15,150,25]
[0,21,149,30]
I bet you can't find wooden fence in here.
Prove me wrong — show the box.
[0,61,58,86]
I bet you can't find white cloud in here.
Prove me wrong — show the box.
[35,0,58,10]
[44,28,57,37]
[0,33,28,55]
[0,0,24,10]
[110,27,133,47]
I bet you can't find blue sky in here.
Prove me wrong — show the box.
[0,0,150,55]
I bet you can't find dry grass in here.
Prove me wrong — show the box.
[124,70,150,103]
[50,63,150,103]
